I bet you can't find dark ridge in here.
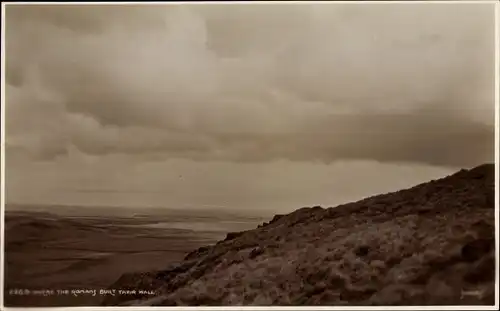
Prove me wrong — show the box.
[223,231,246,242]
[102,163,495,306]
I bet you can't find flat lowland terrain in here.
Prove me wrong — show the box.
[102,164,496,306]
[4,208,265,306]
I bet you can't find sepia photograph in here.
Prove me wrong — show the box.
[1,0,498,308]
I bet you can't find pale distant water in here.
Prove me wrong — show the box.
[6,203,268,233]
[123,220,261,233]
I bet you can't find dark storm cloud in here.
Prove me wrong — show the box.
[5,3,495,168]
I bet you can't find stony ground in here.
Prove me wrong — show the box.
[103,163,496,306]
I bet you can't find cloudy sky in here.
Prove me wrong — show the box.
[4,3,496,213]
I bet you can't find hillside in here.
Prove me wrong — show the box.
[102,163,496,306]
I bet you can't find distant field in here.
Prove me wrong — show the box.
[3,207,265,306]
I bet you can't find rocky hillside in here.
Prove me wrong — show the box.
[102,163,496,306]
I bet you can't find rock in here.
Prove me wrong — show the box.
[354,245,370,257]
[184,246,210,261]
[269,214,285,224]
[461,238,493,262]
[249,247,264,259]
[224,231,244,242]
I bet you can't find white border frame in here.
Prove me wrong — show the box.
[0,1,498,310]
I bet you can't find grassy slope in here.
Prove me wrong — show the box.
[103,163,496,306]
